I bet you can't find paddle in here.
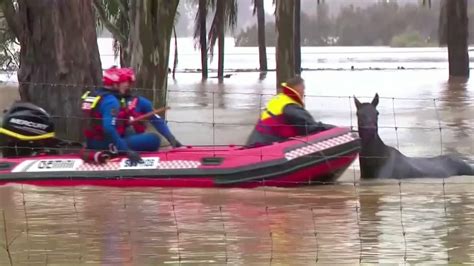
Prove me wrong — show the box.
[129,106,170,123]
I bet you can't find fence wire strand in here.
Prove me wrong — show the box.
[310,207,320,263]
[219,205,229,264]
[392,97,400,150]
[398,180,408,263]
[433,98,451,263]
[348,96,364,263]
[171,189,182,264]
[3,79,474,102]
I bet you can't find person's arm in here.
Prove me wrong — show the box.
[283,104,334,135]
[136,97,181,147]
[99,96,129,151]
[135,97,173,138]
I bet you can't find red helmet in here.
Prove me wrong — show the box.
[118,68,136,83]
[102,66,120,86]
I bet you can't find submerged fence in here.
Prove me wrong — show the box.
[2,81,472,155]
[0,82,473,264]
[0,177,471,264]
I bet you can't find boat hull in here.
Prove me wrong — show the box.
[0,128,360,188]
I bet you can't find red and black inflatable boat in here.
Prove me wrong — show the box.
[0,127,359,188]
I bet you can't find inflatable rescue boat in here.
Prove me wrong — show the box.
[0,103,360,188]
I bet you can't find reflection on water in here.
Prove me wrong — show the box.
[1,183,474,265]
[439,78,472,140]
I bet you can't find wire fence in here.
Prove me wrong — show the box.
[2,80,473,101]
[0,82,472,156]
[0,183,472,264]
[0,83,473,264]
[0,82,473,170]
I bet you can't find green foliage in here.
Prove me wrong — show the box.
[236,2,467,47]
[95,0,129,39]
[0,11,18,70]
[208,0,237,57]
[94,0,130,63]
[95,0,122,27]
[236,4,331,47]
[193,0,214,49]
[390,29,434,47]
[236,20,276,47]
[334,3,437,46]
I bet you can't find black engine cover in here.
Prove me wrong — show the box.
[2,102,54,137]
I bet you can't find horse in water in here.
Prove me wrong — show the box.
[354,94,473,179]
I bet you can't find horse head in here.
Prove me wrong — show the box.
[354,93,380,142]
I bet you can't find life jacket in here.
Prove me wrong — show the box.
[124,97,147,134]
[255,85,304,139]
[81,90,130,140]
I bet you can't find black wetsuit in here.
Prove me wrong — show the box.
[246,104,334,147]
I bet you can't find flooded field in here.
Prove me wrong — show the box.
[1,180,473,265]
[1,44,474,264]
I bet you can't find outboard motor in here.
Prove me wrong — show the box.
[0,102,56,157]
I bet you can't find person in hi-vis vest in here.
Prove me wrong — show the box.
[246,76,334,147]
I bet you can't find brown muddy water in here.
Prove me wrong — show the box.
[1,69,474,264]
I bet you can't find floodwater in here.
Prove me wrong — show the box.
[1,40,474,264]
[1,182,474,265]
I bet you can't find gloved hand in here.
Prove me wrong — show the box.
[168,137,183,148]
[95,151,113,164]
[126,150,143,164]
[81,149,114,164]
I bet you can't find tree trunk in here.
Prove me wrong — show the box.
[217,0,225,81]
[217,32,225,81]
[128,0,179,109]
[114,40,130,67]
[294,0,301,75]
[120,46,130,67]
[275,0,295,88]
[199,0,208,79]
[439,0,448,46]
[255,0,267,72]
[119,9,131,67]
[446,0,469,78]
[16,0,102,140]
[172,26,178,80]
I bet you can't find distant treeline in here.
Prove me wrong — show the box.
[235,2,474,47]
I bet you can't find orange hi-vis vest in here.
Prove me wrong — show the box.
[255,92,303,138]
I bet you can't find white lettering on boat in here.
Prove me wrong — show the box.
[38,160,75,169]
[14,159,84,172]
[120,157,160,170]
[9,118,49,130]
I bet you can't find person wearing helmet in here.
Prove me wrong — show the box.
[81,66,142,164]
[116,68,182,149]
[246,76,334,147]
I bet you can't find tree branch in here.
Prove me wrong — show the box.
[117,0,128,14]
[3,45,19,67]
[0,0,19,39]
[92,0,127,45]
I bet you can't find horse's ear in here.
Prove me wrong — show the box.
[354,96,362,110]
[371,93,379,107]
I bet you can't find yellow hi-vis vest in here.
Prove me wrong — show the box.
[256,93,303,138]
